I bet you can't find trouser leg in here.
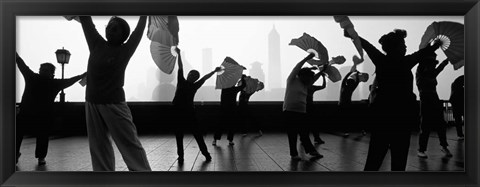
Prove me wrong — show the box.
[175,131,184,158]
[418,124,430,152]
[193,131,209,155]
[102,103,151,171]
[214,131,222,140]
[85,102,115,171]
[390,131,411,171]
[299,130,316,154]
[35,132,49,159]
[227,131,234,142]
[364,131,389,171]
[287,130,298,157]
[436,122,449,148]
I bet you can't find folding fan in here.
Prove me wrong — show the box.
[244,76,263,94]
[289,33,329,66]
[147,16,180,74]
[419,21,464,70]
[352,55,364,65]
[322,65,342,83]
[216,57,246,89]
[150,41,178,75]
[328,55,346,65]
[63,16,80,22]
[257,82,265,91]
[333,16,364,60]
[358,72,369,83]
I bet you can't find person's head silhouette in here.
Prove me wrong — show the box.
[39,63,55,79]
[379,29,407,58]
[298,67,314,85]
[186,70,200,83]
[106,16,130,46]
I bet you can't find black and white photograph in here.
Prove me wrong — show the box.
[14,15,465,172]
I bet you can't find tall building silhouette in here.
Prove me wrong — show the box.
[249,61,265,83]
[202,48,214,86]
[268,25,282,90]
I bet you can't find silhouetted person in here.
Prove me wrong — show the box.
[307,67,327,144]
[450,75,464,140]
[15,53,86,165]
[283,53,323,160]
[339,65,369,137]
[172,47,221,163]
[416,52,452,158]
[239,82,264,137]
[213,75,246,146]
[345,29,441,171]
[79,16,151,171]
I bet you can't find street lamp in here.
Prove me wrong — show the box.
[55,47,71,103]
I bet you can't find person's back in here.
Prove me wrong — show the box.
[450,75,464,105]
[79,16,151,171]
[173,79,200,109]
[16,53,85,165]
[80,16,145,104]
[339,71,360,106]
[221,86,243,109]
[283,77,308,113]
[21,75,65,116]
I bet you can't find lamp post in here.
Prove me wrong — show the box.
[55,47,71,103]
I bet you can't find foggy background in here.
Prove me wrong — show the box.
[16,16,464,102]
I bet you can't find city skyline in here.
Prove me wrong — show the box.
[16,16,464,102]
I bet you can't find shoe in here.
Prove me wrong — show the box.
[314,139,325,145]
[343,133,349,137]
[38,158,46,165]
[291,155,301,160]
[458,136,465,140]
[417,151,428,158]
[441,147,453,157]
[308,152,323,158]
[242,134,247,137]
[204,154,212,162]
[229,141,235,146]
[212,140,217,146]
[258,130,263,136]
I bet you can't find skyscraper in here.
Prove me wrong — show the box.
[268,25,282,90]
[202,48,214,86]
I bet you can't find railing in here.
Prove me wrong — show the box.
[442,100,455,125]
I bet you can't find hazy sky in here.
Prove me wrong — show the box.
[16,16,464,102]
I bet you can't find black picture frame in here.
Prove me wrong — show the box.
[1,0,479,186]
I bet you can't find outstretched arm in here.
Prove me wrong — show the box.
[407,41,442,69]
[434,59,449,77]
[176,48,185,82]
[195,67,222,88]
[234,75,247,92]
[287,53,315,82]
[79,16,103,51]
[55,72,87,90]
[125,16,147,50]
[342,71,355,86]
[358,37,384,66]
[350,64,358,73]
[15,52,34,78]
[312,74,327,91]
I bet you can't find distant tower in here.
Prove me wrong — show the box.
[268,25,282,90]
[249,61,265,82]
[202,48,214,86]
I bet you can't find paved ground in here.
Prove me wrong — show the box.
[16,127,464,172]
